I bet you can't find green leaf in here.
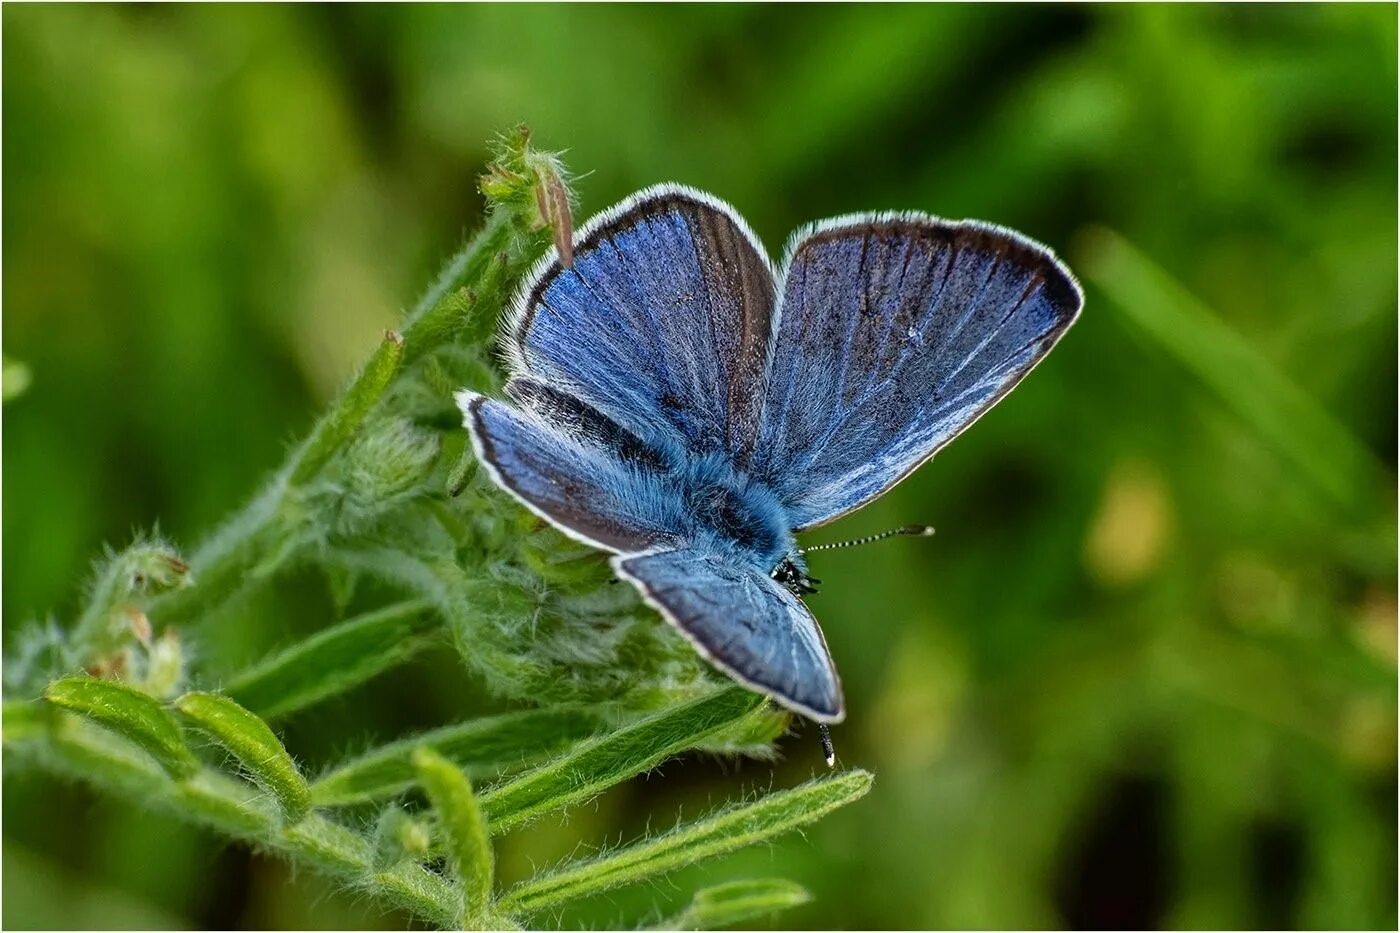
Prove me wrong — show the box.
[1082,228,1388,516]
[413,748,494,927]
[402,286,477,367]
[290,330,406,485]
[43,677,198,779]
[174,692,310,822]
[224,601,435,720]
[479,687,763,834]
[694,703,792,759]
[454,240,522,350]
[499,769,872,917]
[657,878,812,930]
[446,443,480,497]
[402,200,514,340]
[402,131,561,362]
[311,706,605,808]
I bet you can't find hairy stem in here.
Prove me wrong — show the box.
[144,205,540,633]
[18,715,461,927]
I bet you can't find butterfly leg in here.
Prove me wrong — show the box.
[818,723,836,767]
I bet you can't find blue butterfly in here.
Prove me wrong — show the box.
[457,185,1081,724]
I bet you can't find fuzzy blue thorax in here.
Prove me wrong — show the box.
[672,453,797,573]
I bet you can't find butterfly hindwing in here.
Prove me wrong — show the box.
[505,185,776,459]
[460,390,684,553]
[751,218,1082,529]
[614,547,844,721]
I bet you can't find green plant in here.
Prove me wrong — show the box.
[2,128,869,929]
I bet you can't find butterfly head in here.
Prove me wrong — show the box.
[771,554,820,596]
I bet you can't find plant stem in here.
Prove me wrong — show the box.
[20,715,461,927]
[405,210,515,333]
[289,330,406,486]
[401,211,520,363]
[145,208,537,632]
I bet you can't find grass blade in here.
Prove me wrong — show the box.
[311,707,606,807]
[43,676,198,779]
[499,769,872,917]
[1082,227,1388,515]
[656,878,813,930]
[224,600,435,720]
[479,687,763,834]
[175,691,310,822]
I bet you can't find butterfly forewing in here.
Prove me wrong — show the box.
[752,219,1082,530]
[505,185,776,460]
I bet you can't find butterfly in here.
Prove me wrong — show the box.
[456,184,1081,725]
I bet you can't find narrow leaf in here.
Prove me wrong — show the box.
[225,600,434,720]
[402,286,474,366]
[658,878,812,930]
[175,691,310,822]
[480,687,763,834]
[499,770,872,917]
[311,707,605,808]
[414,747,493,925]
[290,330,405,485]
[1083,228,1387,515]
[446,445,479,497]
[695,703,792,759]
[399,130,562,363]
[44,676,198,779]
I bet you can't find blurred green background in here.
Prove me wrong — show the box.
[4,4,1396,929]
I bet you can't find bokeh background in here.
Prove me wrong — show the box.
[4,4,1396,929]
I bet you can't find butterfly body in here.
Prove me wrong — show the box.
[460,184,1082,723]
[686,461,800,570]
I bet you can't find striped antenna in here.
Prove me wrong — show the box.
[799,525,934,554]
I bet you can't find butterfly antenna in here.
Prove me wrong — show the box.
[799,524,934,554]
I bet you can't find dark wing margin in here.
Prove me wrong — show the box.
[750,215,1082,530]
[502,184,777,460]
[459,390,684,554]
[613,548,844,722]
